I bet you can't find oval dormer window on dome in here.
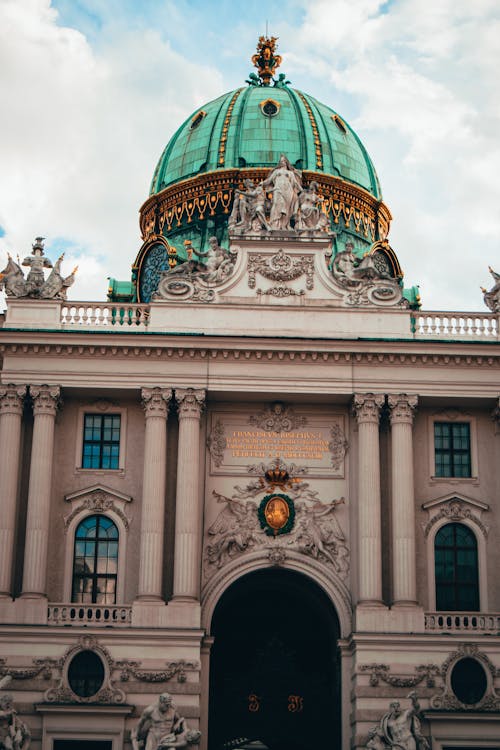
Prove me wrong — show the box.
[190,110,207,129]
[332,114,347,134]
[260,99,280,118]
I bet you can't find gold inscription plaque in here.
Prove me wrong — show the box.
[226,430,329,461]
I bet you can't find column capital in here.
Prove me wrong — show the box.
[176,388,205,419]
[30,385,61,416]
[0,384,27,416]
[352,393,384,424]
[141,387,172,418]
[387,394,418,425]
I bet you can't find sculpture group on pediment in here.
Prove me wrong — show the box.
[482,266,500,313]
[154,237,237,302]
[366,693,429,750]
[132,693,201,750]
[0,237,77,300]
[229,155,330,235]
[330,240,403,307]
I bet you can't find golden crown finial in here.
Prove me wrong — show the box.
[251,35,282,86]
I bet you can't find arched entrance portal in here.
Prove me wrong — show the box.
[208,569,341,750]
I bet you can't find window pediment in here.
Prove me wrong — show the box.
[422,493,489,538]
[64,484,132,531]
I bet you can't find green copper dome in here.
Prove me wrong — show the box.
[149,84,382,199]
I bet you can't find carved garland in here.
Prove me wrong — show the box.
[0,657,60,681]
[359,663,441,688]
[329,424,348,471]
[247,249,314,294]
[115,659,199,684]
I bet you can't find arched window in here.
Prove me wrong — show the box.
[72,515,118,604]
[435,522,479,611]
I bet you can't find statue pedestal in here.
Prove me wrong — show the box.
[5,298,62,328]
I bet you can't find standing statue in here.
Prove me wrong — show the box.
[481,266,500,313]
[230,179,270,232]
[295,181,329,232]
[261,154,302,230]
[367,693,429,750]
[22,237,52,295]
[132,693,200,750]
[0,690,31,750]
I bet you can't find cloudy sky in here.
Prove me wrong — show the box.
[1,0,499,311]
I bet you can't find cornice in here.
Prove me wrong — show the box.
[0,338,498,369]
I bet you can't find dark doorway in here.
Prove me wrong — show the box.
[54,742,112,750]
[208,569,341,750]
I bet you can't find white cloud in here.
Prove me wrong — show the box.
[1,0,498,312]
[0,0,224,304]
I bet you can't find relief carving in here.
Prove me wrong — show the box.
[207,420,227,467]
[330,240,403,307]
[204,478,348,578]
[248,402,307,433]
[329,424,348,471]
[422,498,489,538]
[64,488,131,531]
[116,660,199,684]
[359,663,440,689]
[247,248,314,296]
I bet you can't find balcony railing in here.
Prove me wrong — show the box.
[425,612,500,633]
[414,313,498,340]
[61,304,150,329]
[48,603,132,626]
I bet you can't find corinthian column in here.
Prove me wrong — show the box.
[21,385,60,597]
[137,387,172,600]
[0,385,26,597]
[353,393,384,604]
[172,388,205,601]
[388,394,418,605]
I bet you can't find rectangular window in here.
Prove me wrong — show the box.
[434,422,471,477]
[82,414,121,469]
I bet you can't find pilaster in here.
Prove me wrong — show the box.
[0,385,26,597]
[21,385,60,598]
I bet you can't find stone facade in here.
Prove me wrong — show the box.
[0,227,499,750]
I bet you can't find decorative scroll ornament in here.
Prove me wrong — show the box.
[176,388,205,419]
[352,393,385,424]
[142,387,172,417]
[207,419,227,467]
[431,643,500,711]
[44,635,125,704]
[0,385,26,415]
[251,36,282,86]
[30,385,61,416]
[249,402,307,433]
[247,248,314,296]
[481,266,500,312]
[116,659,199,684]
[329,424,348,471]
[0,237,77,299]
[153,237,237,303]
[205,485,348,578]
[360,663,440,688]
[387,394,418,424]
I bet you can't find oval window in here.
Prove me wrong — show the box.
[332,114,347,134]
[260,99,280,117]
[451,657,487,705]
[190,110,206,129]
[68,650,105,698]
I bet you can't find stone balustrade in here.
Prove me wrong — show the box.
[414,313,498,340]
[425,611,500,633]
[61,304,150,328]
[48,603,132,626]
